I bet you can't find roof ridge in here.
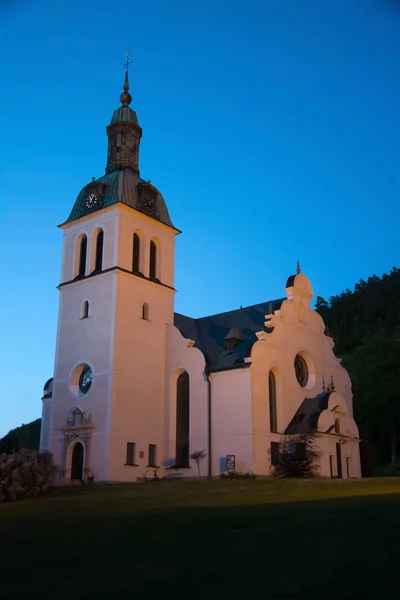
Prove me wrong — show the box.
[175,297,285,323]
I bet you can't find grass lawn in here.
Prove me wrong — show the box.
[1,478,400,599]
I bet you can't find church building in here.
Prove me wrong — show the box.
[39,69,361,481]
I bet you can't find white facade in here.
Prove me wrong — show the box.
[40,77,361,482]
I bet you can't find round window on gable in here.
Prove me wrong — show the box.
[69,363,94,398]
[294,354,309,388]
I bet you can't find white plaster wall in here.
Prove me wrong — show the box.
[117,204,176,289]
[250,278,360,477]
[250,285,357,476]
[60,206,119,284]
[39,398,52,452]
[211,368,253,475]
[50,202,179,482]
[104,206,178,481]
[48,270,116,480]
[164,324,208,477]
[318,436,361,478]
[49,205,120,480]
[107,271,176,481]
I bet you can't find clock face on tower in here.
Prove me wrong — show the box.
[143,194,156,215]
[79,366,93,395]
[85,192,99,209]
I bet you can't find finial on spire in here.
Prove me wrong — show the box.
[296,261,301,274]
[120,51,132,107]
[269,300,273,315]
[122,50,132,72]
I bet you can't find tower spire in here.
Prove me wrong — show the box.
[296,261,301,274]
[120,51,132,107]
[105,53,142,175]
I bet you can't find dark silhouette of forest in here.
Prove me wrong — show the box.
[0,419,41,454]
[316,267,400,466]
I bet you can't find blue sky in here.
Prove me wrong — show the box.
[0,0,399,436]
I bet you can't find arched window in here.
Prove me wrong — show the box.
[78,235,87,277]
[334,419,340,434]
[176,371,190,467]
[269,371,277,433]
[132,233,141,273]
[149,240,157,279]
[142,302,149,320]
[82,301,89,319]
[95,229,104,271]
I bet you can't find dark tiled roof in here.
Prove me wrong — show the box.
[42,377,53,399]
[285,393,332,434]
[174,299,284,372]
[65,169,175,228]
[286,274,296,287]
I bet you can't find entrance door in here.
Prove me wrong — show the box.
[71,442,84,480]
[336,443,343,478]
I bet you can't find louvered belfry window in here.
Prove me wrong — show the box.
[78,235,87,277]
[132,233,140,273]
[95,230,104,271]
[149,240,157,279]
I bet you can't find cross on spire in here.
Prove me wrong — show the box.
[122,50,132,72]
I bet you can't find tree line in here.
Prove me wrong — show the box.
[315,267,400,465]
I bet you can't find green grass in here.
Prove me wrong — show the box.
[1,478,400,599]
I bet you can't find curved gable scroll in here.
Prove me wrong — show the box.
[317,392,359,439]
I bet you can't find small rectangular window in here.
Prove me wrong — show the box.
[148,444,157,466]
[270,441,280,466]
[126,442,136,465]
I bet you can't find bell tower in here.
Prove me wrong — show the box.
[105,69,142,175]
[42,59,180,483]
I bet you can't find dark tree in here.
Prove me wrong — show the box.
[315,267,400,465]
[0,432,20,454]
[0,418,41,454]
[273,435,320,478]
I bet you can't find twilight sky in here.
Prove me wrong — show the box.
[0,0,399,436]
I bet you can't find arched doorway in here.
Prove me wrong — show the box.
[71,442,84,480]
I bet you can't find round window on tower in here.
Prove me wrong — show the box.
[69,363,94,398]
[294,354,309,388]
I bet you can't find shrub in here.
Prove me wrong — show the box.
[0,450,56,503]
[273,435,319,478]
[220,470,256,480]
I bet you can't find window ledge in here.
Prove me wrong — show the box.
[146,465,160,468]
[167,464,191,469]
[124,463,139,467]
